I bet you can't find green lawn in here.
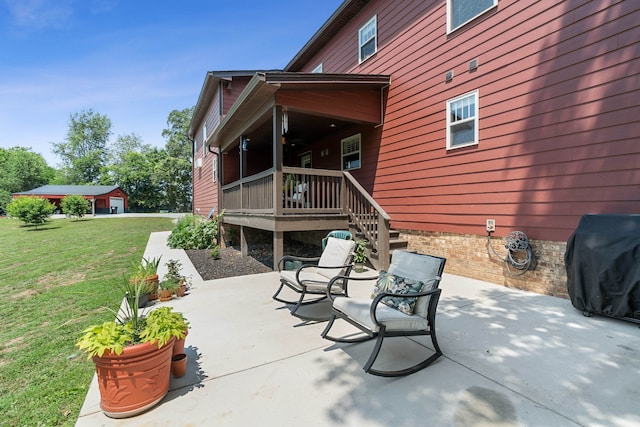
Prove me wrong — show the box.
[0,216,174,426]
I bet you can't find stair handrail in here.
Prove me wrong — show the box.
[342,171,391,270]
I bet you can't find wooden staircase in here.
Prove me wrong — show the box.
[343,172,408,270]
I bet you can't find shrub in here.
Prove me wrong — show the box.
[167,213,222,250]
[6,196,56,227]
[60,194,89,219]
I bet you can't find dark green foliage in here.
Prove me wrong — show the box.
[167,213,220,250]
[60,194,89,219]
[6,196,56,226]
[0,147,55,214]
[52,109,112,184]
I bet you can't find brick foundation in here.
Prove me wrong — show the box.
[402,230,569,299]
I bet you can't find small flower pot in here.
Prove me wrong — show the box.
[171,353,187,378]
[175,284,187,297]
[158,289,173,301]
[173,329,188,356]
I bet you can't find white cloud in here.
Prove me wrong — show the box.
[2,0,74,29]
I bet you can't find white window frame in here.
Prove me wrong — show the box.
[447,0,497,34]
[311,63,323,73]
[341,133,361,170]
[202,123,207,157]
[212,155,217,183]
[358,15,377,64]
[446,90,479,150]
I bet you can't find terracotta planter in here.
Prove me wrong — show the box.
[158,289,173,301]
[92,337,176,419]
[175,284,187,297]
[173,329,188,356]
[171,353,187,378]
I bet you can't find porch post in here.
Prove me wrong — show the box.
[273,231,283,271]
[240,225,248,257]
[273,105,283,215]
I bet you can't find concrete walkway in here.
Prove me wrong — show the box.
[76,232,640,426]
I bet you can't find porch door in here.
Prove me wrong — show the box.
[300,152,312,168]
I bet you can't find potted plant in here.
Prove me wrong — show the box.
[130,256,161,302]
[165,259,189,297]
[76,275,188,419]
[157,279,179,301]
[353,240,368,273]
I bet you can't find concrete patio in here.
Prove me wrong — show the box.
[76,231,640,426]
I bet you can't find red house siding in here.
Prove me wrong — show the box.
[292,0,640,243]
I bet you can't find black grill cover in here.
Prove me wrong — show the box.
[565,214,640,322]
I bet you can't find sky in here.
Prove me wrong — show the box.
[0,0,343,167]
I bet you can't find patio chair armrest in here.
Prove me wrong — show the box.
[325,274,379,301]
[277,255,320,271]
[370,288,442,326]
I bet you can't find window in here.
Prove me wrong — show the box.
[311,63,323,73]
[342,134,361,170]
[447,90,478,149]
[212,155,217,183]
[202,123,207,157]
[358,16,377,63]
[447,0,497,33]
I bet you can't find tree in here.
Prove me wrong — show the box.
[60,194,89,219]
[0,147,55,213]
[102,134,165,211]
[158,108,193,212]
[6,196,56,227]
[52,109,112,184]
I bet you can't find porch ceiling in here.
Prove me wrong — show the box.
[209,72,391,153]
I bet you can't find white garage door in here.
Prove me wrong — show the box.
[109,197,124,214]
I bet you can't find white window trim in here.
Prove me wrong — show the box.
[447,0,497,34]
[446,90,479,150]
[202,123,207,157]
[341,133,361,171]
[311,63,323,73]
[358,15,377,64]
[212,155,217,183]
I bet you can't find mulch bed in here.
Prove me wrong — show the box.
[186,241,322,281]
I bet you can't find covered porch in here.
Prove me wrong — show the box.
[209,72,392,267]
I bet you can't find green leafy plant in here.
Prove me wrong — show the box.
[142,256,161,276]
[159,278,180,292]
[353,240,368,264]
[60,194,89,219]
[76,274,188,359]
[210,246,220,259]
[165,259,183,282]
[167,212,222,249]
[6,196,56,227]
[140,307,189,348]
[130,256,162,282]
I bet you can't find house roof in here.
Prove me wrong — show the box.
[14,185,124,197]
[188,70,275,139]
[285,0,370,72]
[209,71,391,151]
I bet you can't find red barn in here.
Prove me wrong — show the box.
[13,185,128,215]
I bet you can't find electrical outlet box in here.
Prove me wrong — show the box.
[486,219,496,232]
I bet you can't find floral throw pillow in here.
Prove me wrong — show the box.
[371,270,424,315]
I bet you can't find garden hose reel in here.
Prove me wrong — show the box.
[488,230,534,276]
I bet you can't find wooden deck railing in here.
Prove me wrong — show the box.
[343,171,391,265]
[221,167,392,268]
[221,167,343,215]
